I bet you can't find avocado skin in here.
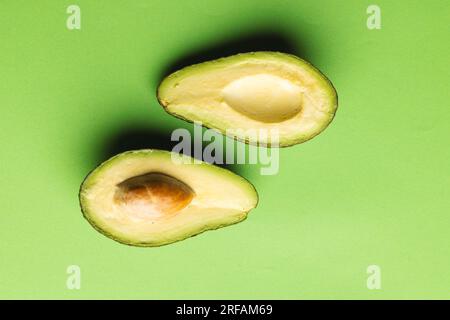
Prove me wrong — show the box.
[79,149,258,247]
[157,51,338,147]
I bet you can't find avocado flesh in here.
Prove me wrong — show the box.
[79,150,258,247]
[157,51,338,147]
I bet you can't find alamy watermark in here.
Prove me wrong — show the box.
[366,265,381,289]
[367,5,381,30]
[66,265,81,290]
[170,122,280,175]
[66,5,81,30]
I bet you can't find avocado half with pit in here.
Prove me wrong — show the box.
[157,52,338,147]
[79,150,258,247]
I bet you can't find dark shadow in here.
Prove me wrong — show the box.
[102,126,178,159]
[159,28,309,81]
[99,123,249,178]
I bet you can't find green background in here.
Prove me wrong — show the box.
[1,0,449,299]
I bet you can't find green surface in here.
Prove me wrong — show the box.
[1,0,449,299]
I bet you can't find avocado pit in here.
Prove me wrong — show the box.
[222,73,303,123]
[114,172,194,219]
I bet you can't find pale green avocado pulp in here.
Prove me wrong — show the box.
[79,150,258,247]
[157,51,338,147]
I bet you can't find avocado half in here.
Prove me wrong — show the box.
[79,150,258,247]
[157,51,338,147]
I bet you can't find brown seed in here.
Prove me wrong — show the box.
[114,172,194,218]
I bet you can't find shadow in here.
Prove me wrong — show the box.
[99,123,249,178]
[159,29,309,81]
[102,126,178,159]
